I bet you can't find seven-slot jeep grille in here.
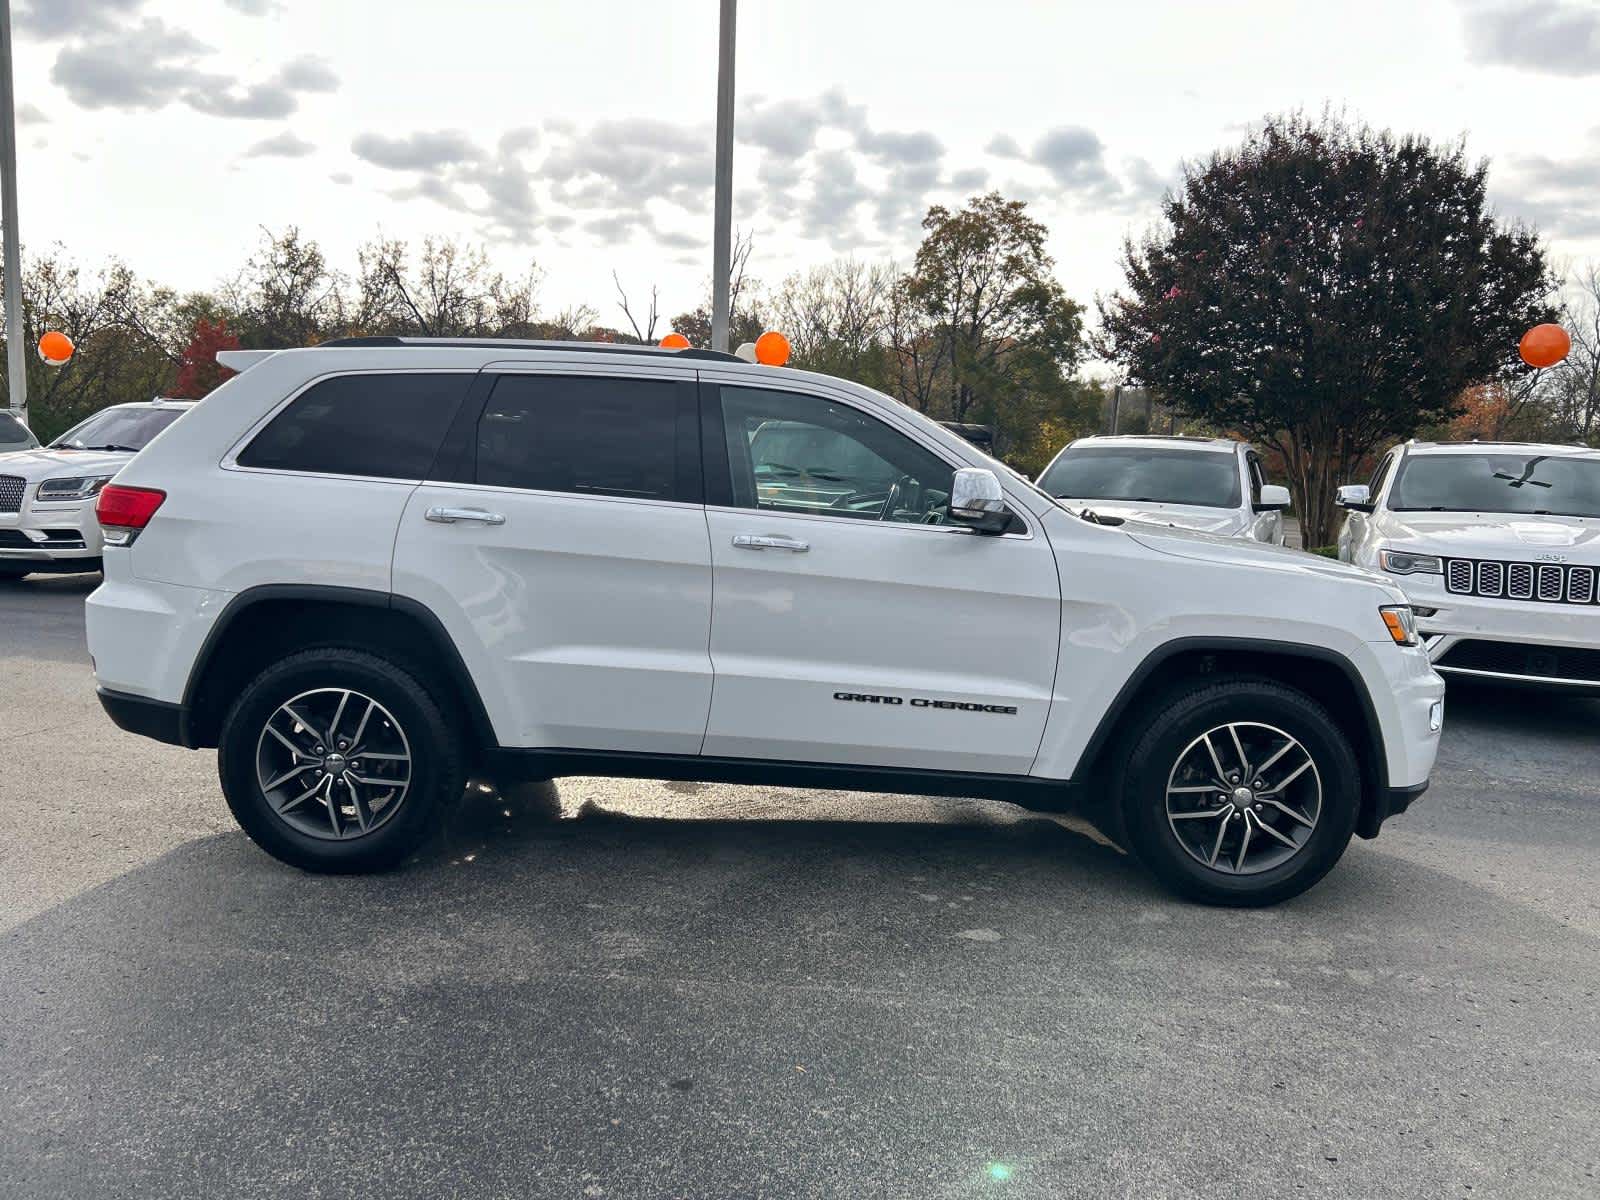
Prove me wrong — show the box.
[1444,556,1599,607]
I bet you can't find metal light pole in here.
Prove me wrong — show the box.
[0,0,24,422]
[709,0,736,353]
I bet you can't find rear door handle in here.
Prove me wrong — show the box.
[426,506,506,526]
[732,533,810,553]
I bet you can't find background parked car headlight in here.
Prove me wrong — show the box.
[1379,548,1443,575]
[36,475,115,501]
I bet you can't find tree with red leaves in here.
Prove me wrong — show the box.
[170,318,241,399]
[1098,113,1555,547]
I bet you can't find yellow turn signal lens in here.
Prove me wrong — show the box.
[1380,606,1418,646]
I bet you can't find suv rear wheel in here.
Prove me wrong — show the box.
[218,648,465,872]
[1117,678,1360,906]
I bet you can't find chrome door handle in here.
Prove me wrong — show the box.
[426,506,506,526]
[732,533,810,553]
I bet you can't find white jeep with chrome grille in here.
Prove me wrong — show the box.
[1337,440,1600,692]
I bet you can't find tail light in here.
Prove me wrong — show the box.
[95,485,166,546]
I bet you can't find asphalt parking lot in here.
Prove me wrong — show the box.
[2,574,1597,1199]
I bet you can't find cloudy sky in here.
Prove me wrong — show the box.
[9,0,1600,327]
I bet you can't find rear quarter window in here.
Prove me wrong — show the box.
[237,373,470,480]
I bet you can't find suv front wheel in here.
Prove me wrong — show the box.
[1118,679,1360,906]
[218,649,465,872]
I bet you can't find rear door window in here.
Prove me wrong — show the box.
[238,373,470,480]
[474,374,699,502]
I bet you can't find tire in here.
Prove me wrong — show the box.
[1116,677,1360,907]
[218,648,466,873]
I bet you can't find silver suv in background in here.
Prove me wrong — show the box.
[1035,434,1291,544]
[1338,440,1600,692]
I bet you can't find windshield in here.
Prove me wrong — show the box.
[1037,446,1242,508]
[1389,453,1600,518]
[50,406,185,452]
[0,411,35,450]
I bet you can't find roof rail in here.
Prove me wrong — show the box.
[1092,433,1232,444]
[317,335,744,363]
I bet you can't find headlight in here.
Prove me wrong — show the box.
[1379,604,1419,646]
[36,475,114,501]
[1378,549,1443,576]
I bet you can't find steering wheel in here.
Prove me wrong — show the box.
[880,474,920,522]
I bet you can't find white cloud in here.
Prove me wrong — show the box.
[1458,0,1600,77]
[245,131,316,159]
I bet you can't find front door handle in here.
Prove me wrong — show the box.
[426,506,506,526]
[732,533,810,553]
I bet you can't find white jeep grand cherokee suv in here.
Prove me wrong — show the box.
[0,399,194,578]
[1338,440,1600,693]
[87,338,1444,905]
[1036,434,1291,544]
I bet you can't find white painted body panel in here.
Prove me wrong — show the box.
[392,485,714,754]
[1029,510,1441,788]
[700,506,1060,774]
[85,551,230,702]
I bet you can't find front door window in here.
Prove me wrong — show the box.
[718,386,955,524]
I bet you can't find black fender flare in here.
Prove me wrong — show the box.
[1074,635,1390,804]
[179,584,497,750]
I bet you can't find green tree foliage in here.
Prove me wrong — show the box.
[1098,113,1556,546]
[0,253,179,441]
[900,193,1085,430]
[767,196,1092,463]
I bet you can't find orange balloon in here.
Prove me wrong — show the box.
[38,330,74,366]
[659,332,690,349]
[754,330,790,367]
[1519,323,1570,369]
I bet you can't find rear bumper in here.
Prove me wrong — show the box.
[97,687,186,746]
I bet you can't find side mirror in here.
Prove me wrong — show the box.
[1254,484,1291,513]
[1335,484,1374,513]
[948,467,1012,534]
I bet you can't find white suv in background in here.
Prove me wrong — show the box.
[86,338,1443,905]
[1035,434,1291,544]
[0,399,194,579]
[1338,440,1600,692]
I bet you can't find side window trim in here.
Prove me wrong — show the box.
[1368,451,1397,501]
[1245,452,1265,504]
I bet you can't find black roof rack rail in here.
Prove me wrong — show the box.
[317,335,743,363]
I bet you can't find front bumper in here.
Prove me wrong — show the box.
[1398,576,1600,690]
[0,493,105,572]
